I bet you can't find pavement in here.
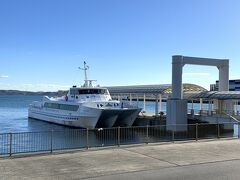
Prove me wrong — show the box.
[0,139,240,180]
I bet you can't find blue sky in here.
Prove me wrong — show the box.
[0,0,240,91]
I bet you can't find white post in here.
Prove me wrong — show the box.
[208,100,210,115]
[236,100,239,115]
[129,93,132,105]
[208,100,212,115]
[212,100,215,114]
[237,100,239,116]
[137,94,139,106]
[191,100,194,115]
[155,95,159,116]
[234,100,237,115]
[159,94,162,113]
[143,94,146,112]
[212,100,214,114]
[200,98,203,110]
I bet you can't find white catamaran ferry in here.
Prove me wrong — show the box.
[28,62,141,129]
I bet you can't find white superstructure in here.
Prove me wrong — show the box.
[28,62,141,129]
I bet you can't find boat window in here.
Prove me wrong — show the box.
[78,89,108,95]
[70,88,78,95]
[59,104,79,111]
[44,103,79,111]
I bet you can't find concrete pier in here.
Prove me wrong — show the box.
[1,140,240,180]
[134,112,166,126]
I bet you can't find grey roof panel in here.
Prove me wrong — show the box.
[106,84,206,95]
[187,91,240,100]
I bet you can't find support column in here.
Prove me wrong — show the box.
[200,98,203,110]
[136,94,139,106]
[211,100,214,112]
[191,100,194,115]
[233,100,236,115]
[218,61,229,91]
[129,93,132,105]
[159,94,162,113]
[143,94,146,112]
[199,98,203,115]
[155,95,159,116]
[236,100,239,116]
[167,55,187,131]
[167,99,188,131]
[213,99,218,114]
[172,56,184,99]
[208,100,212,115]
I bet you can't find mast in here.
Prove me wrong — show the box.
[79,61,97,87]
[79,61,89,87]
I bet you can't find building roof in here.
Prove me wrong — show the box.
[107,83,207,95]
[187,91,240,100]
[107,84,240,100]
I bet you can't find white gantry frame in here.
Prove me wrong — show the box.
[167,55,229,131]
[172,55,229,99]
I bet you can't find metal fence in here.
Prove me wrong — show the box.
[0,122,239,157]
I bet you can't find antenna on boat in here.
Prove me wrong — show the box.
[78,61,97,87]
[78,61,89,87]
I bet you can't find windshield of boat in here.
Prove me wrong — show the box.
[70,88,109,95]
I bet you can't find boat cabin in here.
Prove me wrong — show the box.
[67,86,112,102]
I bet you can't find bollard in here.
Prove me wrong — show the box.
[217,124,220,139]
[86,128,89,149]
[196,123,198,141]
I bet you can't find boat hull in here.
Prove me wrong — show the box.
[28,107,102,129]
[96,109,122,128]
[113,108,142,127]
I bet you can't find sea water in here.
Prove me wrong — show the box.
[0,95,214,133]
[0,95,237,155]
[0,95,233,133]
[0,95,71,133]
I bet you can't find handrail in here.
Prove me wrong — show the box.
[189,109,240,118]
[1,122,239,158]
[222,112,240,123]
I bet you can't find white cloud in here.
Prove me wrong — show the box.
[0,75,9,78]
[183,73,210,76]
